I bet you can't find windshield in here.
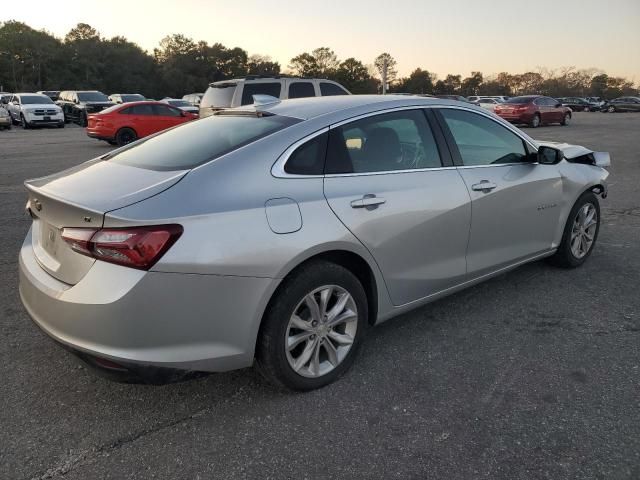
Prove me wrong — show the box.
[168,100,190,107]
[121,94,145,102]
[201,83,237,109]
[504,96,535,104]
[106,113,300,171]
[78,92,109,102]
[20,95,54,105]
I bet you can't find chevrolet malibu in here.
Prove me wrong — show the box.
[19,95,610,390]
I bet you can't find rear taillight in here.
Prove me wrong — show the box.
[61,225,183,270]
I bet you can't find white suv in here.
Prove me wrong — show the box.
[5,93,65,128]
[199,76,350,118]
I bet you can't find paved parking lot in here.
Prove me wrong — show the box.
[1,114,639,479]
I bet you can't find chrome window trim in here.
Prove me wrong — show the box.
[271,104,539,179]
[271,127,329,178]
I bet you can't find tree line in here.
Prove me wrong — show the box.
[1,21,637,100]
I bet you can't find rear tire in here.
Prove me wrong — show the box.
[115,127,137,146]
[256,261,368,391]
[561,113,571,126]
[548,191,600,268]
[530,113,541,128]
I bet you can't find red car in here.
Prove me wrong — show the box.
[86,101,198,146]
[494,95,572,128]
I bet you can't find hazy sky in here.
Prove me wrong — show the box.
[5,0,640,80]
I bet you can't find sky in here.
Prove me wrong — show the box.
[4,0,640,81]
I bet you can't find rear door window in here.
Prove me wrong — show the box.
[153,104,182,117]
[128,104,154,115]
[320,82,349,96]
[288,82,316,99]
[326,110,441,174]
[241,82,282,105]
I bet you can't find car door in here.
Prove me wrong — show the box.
[152,104,185,132]
[323,108,471,306]
[122,104,156,137]
[435,107,562,278]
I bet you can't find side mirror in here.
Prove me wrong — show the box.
[592,151,611,168]
[537,146,564,164]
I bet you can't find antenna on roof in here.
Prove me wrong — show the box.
[252,95,280,107]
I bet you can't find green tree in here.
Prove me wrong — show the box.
[247,55,280,76]
[394,68,434,94]
[289,52,319,77]
[373,52,397,89]
[460,71,483,96]
[335,57,377,93]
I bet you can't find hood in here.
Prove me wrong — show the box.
[21,103,61,109]
[535,141,594,160]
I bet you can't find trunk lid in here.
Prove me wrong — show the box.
[25,159,188,284]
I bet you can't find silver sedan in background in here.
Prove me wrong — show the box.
[19,95,610,390]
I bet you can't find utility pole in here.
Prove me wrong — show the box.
[382,58,388,95]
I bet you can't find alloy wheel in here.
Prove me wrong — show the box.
[570,203,598,259]
[285,285,358,378]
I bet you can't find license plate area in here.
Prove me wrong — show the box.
[43,116,51,121]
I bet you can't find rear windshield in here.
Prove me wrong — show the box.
[201,83,237,109]
[20,95,54,104]
[106,113,300,171]
[78,92,109,102]
[504,96,535,104]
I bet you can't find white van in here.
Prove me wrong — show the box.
[199,76,350,118]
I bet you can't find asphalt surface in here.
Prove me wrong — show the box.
[1,114,639,480]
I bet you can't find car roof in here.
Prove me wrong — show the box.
[14,93,50,97]
[247,94,466,121]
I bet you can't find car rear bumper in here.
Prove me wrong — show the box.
[19,226,279,376]
[86,129,114,141]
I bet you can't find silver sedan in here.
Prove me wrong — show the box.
[19,95,610,390]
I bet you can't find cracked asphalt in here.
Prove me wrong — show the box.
[1,113,639,480]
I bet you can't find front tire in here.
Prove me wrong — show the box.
[561,113,571,126]
[530,113,541,128]
[549,191,600,268]
[256,261,368,391]
[21,114,30,129]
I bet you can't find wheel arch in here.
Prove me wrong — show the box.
[266,248,382,328]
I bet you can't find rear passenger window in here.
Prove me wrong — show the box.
[288,82,315,99]
[127,105,154,115]
[320,82,348,96]
[241,82,282,105]
[284,132,328,175]
[439,109,529,166]
[153,105,182,117]
[326,110,441,174]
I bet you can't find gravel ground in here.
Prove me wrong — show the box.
[1,113,639,480]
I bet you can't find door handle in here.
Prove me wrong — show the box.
[350,195,386,209]
[471,181,497,192]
